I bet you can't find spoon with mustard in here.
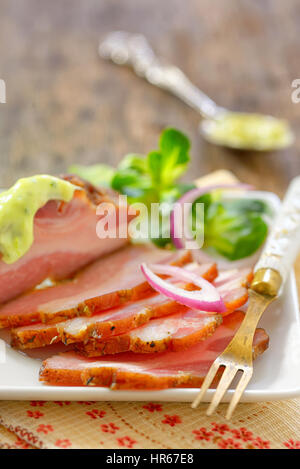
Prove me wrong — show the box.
[99,31,294,151]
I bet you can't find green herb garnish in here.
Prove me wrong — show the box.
[111,128,191,205]
[194,195,269,260]
[68,128,269,260]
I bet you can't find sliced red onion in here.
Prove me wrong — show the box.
[140,263,226,313]
[170,183,252,250]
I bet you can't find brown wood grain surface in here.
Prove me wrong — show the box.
[0,0,299,289]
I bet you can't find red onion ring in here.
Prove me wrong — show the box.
[140,263,226,313]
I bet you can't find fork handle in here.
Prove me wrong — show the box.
[254,176,300,291]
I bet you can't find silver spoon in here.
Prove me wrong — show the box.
[99,31,294,152]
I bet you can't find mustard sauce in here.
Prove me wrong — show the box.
[0,175,76,264]
[206,113,292,150]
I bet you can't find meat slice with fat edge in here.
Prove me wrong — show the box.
[11,262,217,349]
[11,264,251,350]
[0,175,130,304]
[1,245,190,328]
[212,267,253,315]
[39,311,269,389]
[76,309,223,356]
[74,267,253,357]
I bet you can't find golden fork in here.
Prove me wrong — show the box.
[192,176,300,419]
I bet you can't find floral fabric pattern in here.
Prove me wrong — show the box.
[0,399,299,449]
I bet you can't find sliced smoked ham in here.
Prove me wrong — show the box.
[1,245,190,328]
[39,311,269,389]
[10,264,250,350]
[213,267,253,315]
[73,268,252,358]
[0,175,130,305]
[76,310,222,356]
[11,263,217,349]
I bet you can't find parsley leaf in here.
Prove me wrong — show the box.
[111,128,191,206]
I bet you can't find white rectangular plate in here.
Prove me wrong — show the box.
[0,191,300,402]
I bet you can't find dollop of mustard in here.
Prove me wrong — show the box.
[205,113,293,150]
[0,175,76,264]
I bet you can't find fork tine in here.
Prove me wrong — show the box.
[191,360,220,409]
[206,365,237,416]
[225,369,253,420]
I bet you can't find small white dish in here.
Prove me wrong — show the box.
[0,191,299,402]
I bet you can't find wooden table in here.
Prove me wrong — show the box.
[0,0,299,282]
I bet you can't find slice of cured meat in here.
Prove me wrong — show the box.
[213,267,253,315]
[0,175,130,304]
[39,311,269,389]
[11,264,251,350]
[1,245,190,328]
[76,310,222,356]
[11,263,217,349]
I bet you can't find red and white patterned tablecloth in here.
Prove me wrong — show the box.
[0,399,299,449]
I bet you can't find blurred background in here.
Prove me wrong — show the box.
[0,0,299,195]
